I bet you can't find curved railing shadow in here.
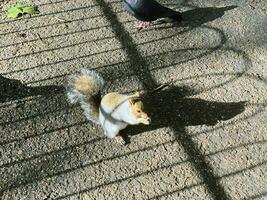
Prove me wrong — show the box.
[1,1,265,199]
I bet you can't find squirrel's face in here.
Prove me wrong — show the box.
[129,99,151,125]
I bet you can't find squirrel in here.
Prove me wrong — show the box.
[66,69,151,145]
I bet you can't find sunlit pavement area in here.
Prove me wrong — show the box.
[0,0,266,199]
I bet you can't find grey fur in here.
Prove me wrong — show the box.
[66,69,104,124]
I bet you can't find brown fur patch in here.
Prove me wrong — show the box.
[115,135,123,142]
[131,101,147,118]
[74,76,98,95]
[101,93,130,111]
[130,100,150,124]
[115,135,126,145]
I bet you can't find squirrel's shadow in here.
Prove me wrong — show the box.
[123,86,245,143]
[0,75,63,103]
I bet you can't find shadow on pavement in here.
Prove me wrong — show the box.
[182,6,237,25]
[0,75,63,103]
[0,2,250,200]
[155,5,237,29]
[125,85,246,136]
[123,85,245,200]
[94,1,243,200]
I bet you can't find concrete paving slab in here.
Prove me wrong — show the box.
[0,0,266,199]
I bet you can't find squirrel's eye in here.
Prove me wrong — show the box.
[137,110,141,113]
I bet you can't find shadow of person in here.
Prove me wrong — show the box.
[123,85,245,139]
[156,5,238,29]
[0,75,64,103]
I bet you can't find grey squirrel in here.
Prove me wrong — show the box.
[66,69,151,145]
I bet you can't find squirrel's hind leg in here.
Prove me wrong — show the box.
[104,130,126,146]
[115,135,126,146]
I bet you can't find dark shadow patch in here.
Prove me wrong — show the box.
[73,1,235,199]
[182,6,238,26]
[155,6,237,29]
[124,85,246,135]
[0,1,248,200]
[0,75,63,103]
[124,85,245,200]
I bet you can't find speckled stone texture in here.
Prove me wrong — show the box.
[0,0,266,199]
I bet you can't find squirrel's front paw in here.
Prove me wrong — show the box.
[115,135,126,146]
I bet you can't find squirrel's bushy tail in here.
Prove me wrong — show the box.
[66,69,104,124]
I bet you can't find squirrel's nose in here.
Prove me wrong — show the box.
[147,117,151,123]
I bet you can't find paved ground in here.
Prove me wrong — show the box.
[0,0,266,199]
